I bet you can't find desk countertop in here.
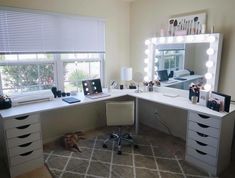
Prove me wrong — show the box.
[1,88,235,119]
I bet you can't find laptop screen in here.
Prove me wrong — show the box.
[82,79,103,96]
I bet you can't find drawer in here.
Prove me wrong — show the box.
[188,130,219,148]
[185,155,217,176]
[187,139,217,157]
[187,147,217,166]
[188,112,221,129]
[6,123,41,139]
[188,121,219,138]
[4,114,39,129]
[10,157,44,177]
[7,132,41,148]
[9,140,42,157]
[10,148,43,166]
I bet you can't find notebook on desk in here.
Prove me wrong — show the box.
[82,79,110,99]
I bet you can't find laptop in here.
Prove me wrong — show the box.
[82,79,110,99]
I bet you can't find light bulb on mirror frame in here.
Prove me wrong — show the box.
[144,58,149,64]
[145,39,151,46]
[159,37,166,43]
[205,72,213,80]
[207,48,215,55]
[144,76,149,82]
[151,38,157,44]
[167,37,174,43]
[206,60,214,68]
[145,49,150,55]
[204,84,212,91]
[144,67,148,73]
[209,35,216,43]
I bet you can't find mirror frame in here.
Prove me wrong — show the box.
[144,33,223,91]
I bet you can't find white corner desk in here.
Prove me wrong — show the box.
[1,88,235,177]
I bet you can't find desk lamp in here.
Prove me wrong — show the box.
[120,67,132,89]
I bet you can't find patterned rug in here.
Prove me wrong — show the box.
[44,125,215,178]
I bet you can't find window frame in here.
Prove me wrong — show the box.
[0,53,105,95]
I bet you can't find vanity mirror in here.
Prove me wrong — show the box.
[144,33,223,91]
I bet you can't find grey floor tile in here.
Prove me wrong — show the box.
[49,169,62,178]
[112,165,134,178]
[179,160,209,176]
[79,139,95,148]
[95,140,113,151]
[157,159,181,173]
[47,155,68,170]
[136,168,159,178]
[92,149,112,163]
[87,161,110,177]
[135,155,156,169]
[53,148,72,156]
[134,145,153,156]
[62,172,84,178]
[114,144,133,153]
[113,152,133,166]
[72,147,92,160]
[153,146,175,158]
[43,154,49,161]
[66,158,89,174]
[161,172,184,178]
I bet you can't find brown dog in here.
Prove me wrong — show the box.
[63,131,85,152]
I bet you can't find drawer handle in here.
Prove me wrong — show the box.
[198,114,210,119]
[18,134,31,138]
[16,124,31,129]
[197,123,209,128]
[195,149,207,155]
[19,142,32,147]
[20,151,33,156]
[196,132,208,137]
[196,141,207,146]
[15,115,29,120]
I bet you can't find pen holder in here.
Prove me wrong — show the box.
[189,88,199,102]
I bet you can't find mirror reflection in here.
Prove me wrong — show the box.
[155,43,209,90]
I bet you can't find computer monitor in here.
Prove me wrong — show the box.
[157,70,169,81]
[82,79,103,96]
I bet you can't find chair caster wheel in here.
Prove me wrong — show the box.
[103,144,107,148]
[118,151,122,155]
[134,145,139,149]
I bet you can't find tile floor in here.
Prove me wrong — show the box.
[43,125,220,178]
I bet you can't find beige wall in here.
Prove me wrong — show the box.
[130,0,235,100]
[0,0,131,142]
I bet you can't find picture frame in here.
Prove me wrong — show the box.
[168,10,207,36]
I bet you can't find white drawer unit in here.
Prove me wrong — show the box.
[188,130,219,148]
[187,139,217,157]
[188,112,221,129]
[0,114,44,178]
[186,111,235,176]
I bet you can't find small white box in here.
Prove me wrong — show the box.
[199,90,209,106]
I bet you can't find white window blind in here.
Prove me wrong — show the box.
[0,8,105,53]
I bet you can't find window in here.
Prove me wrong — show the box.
[0,8,105,95]
[0,53,104,95]
[155,49,185,74]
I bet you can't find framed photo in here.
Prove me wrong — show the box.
[168,10,207,36]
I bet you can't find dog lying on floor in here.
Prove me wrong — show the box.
[62,131,85,152]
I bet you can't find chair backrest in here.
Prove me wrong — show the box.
[106,101,134,126]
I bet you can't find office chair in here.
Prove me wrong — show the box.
[103,101,138,155]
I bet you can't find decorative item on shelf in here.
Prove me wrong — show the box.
[51,86,57,98]
[168,11,206,36]
[211,92,231,112]
[0,95,12,109]
[207,98,221,112]
[133,72,144,93]
[129,83,137,89]
[199,90,209,106]
[189,83,200,102]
